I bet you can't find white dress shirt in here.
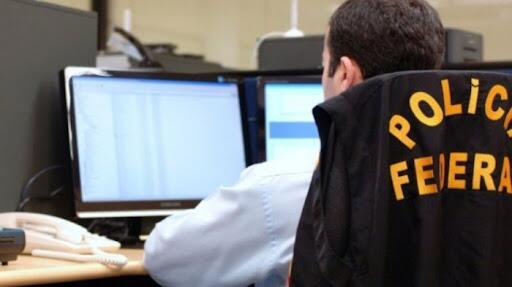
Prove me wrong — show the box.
[144,158,315,287]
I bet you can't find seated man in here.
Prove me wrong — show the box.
[143,0,445,286]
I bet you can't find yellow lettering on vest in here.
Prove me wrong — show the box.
[409,92,443,127]
[389,115,416,150]
[438,153,445,190]
[503,106,512,138]
[499,156,512,193]
[448,152,468,190]
[485,84,508,121]
[414,156,438,196]
[468,78,480,114]
[472,153,497,191]
[410,92,444,127]
[442,79,462,116]
[390,161,409,201]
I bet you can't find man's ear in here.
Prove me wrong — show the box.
[337,56,364,91]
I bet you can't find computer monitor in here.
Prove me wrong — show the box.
[64,68,249,218]
[258,76,323,162]
[219,69,323,165]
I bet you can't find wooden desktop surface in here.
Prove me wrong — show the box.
[0,249,146,286]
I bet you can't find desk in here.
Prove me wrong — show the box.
[0,249,147,286]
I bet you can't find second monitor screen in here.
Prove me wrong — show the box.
[263,80,323,161]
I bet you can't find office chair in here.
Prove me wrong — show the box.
[291,70,512,286]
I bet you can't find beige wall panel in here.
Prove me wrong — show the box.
[107,0,335,69]
[42,0,91,11]
[106,0,512,69]
[109,0,203,55]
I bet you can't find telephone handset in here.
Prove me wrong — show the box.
[0,212,127,266]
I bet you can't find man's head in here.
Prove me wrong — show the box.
[322,0,445,98]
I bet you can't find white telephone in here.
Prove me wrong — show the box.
[0,212,127,266]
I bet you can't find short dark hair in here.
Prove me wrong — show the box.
[328,0,445,78]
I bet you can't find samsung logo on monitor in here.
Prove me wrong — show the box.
[160,202,182,208]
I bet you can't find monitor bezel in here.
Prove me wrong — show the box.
[256,75,322,162]
[220,69,323,165]
[63,67,250,218]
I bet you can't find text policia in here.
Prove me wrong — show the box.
[389,78,512,201]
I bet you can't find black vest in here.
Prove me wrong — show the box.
[290,71,512,287]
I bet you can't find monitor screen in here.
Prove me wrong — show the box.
[65,68,248,217]
[259,77,323,162]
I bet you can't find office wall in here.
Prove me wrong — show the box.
[106,0,512,69]
[44,0,512,69]
[42,0,91,11]
[107,0,336,69]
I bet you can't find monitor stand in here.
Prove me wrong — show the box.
[88,217,142,246]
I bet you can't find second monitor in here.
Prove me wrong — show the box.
[258,77,324,162]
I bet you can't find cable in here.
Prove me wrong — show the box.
[17,165,66,212]
[92,247,128,266]
[31,249,128,267]
[110,27,162,68]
